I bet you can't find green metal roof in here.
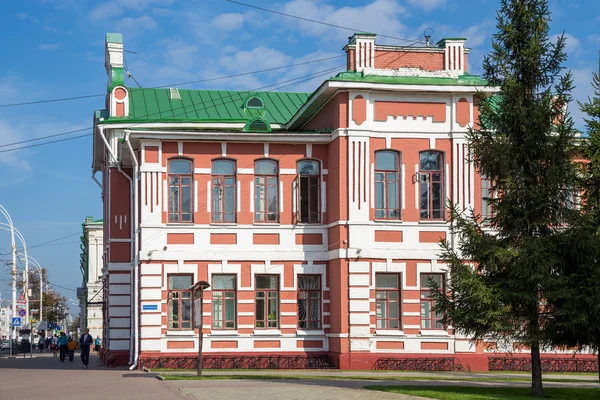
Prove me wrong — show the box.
[101,88,311,125]
[330,71,488,86]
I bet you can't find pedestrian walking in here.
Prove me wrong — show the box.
[94,336,101,354]
[79,329,93,369]
[67,337,76,362]
[51,334,59,357]
[38,336,45,353]
[58,332,68,362]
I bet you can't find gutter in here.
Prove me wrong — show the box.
[123,131,140,371]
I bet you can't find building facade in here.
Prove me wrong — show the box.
[77,217,104,339]
[92,32,593,372]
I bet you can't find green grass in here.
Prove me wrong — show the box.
[160,373,595,383]
[366,386,600,400]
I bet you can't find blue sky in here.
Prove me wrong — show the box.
[0,0,599,313]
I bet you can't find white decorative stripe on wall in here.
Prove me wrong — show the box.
[401,164,406,209]
[250,181,254,212]
[194,181,198,212]
[237,181,241,212]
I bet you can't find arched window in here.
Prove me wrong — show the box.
[245,96,264,109]
[296,160,320,223]
[375,151,400,220]
[245,118,271,132]
[419,151,444,220]
[168,158,193,223]
[254,159,279,222]
[212,159,236,223]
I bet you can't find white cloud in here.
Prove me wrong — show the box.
[212,13,245,31]
[38,43,63,51]
[276,0,409,45]
[560,33,580,57]
[90,0,173,20]
[405,0,446,11]
[115,16,158,34]
[570,67,596,131]
[0,121,33,173]
[219,47,293,72]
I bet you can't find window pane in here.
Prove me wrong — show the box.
[376,151,398,170]
[182,186,191,213]
[212,297,223,327]
[387,178,398,209]
[168,299,177,324]
[255,298,265,327]
[182,298,192,321]
[420,151,442,171]
[224,186,235,214]
[170,160,191,174]
[390,301,399,318]
[225,298,235,322]
[376,300,386,320]
[256,275,278,289]
[420,180,430,218]
[170,186,179,213]
[376,274,398,288]
[298,298,307,322]
[169,275,192,290]
[389,319,399,329]
[255,160,277,175]
[298,276,320,290]
[310,297,320,321]
[213,160,235,175]
[298,160,319,176]
[213,275,235,290]
[375,181,385,209]
[421,301,431,320]
[422,274,443,289]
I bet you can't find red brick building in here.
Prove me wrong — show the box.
[92,32,594,372]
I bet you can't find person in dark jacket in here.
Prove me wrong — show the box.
[58,332,68,362]
[79,329,93,368]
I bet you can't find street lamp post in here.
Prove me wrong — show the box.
[21,256,43,331]
[0,205,17,356]
[190,281,210,377]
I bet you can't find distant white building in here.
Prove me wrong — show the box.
[77,217,104,339]
[0,306,12,339]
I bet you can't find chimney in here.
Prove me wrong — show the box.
[345,33,376,72]
[105,32,124,92]
[437,38,467,74]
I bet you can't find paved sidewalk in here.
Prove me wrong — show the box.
[0,352,182,400]
[157,367,600,381]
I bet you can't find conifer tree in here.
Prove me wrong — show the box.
[546,71,600,382]
[431,0,576,396]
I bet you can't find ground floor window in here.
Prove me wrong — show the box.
[420,273,444,330]
[167,275,193,330]
[298,275,321,329]
[376,273,401,329]
[255,275,279,328]
[212,275,236,329]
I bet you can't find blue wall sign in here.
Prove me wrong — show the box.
[142,304,158,311]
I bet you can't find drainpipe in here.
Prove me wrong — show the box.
[99,125,135,364]
[123,131,140,371]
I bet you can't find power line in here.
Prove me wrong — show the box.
[0,133,91,154]
[0,64,344,154]
[0,55,343,109]
[27,233,81,250]
[225,0,424,44]
[0,128,90,149]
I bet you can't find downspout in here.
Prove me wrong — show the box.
[123,131,140,371]
[99,125,135,364]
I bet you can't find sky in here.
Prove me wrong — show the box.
[0,0,599,315]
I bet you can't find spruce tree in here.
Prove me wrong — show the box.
[546,72,600,382]
[431,0,576,396]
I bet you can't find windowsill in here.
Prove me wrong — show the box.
[209,223,238,226]
[253,329,282,336]
[166,222,195,226]
[374,219,403,223]
[209,330,238,336]
[419,330,449,336]
[165,330,195,336]
[252,223,281,226]
[296,329,325,336]
[294,222,324,226]
[418,220,447,224]
[375,330,405,336]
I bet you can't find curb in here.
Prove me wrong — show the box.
[155,374,165,381]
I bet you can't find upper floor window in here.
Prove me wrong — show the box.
[167,275,193,330]
[212,275,236,330]
[481,175,493,222]
[296,160,320,223]
[255,160,279,223]
[212,159,236,223]
[375,151,401,220]
[255,275,279,329]
[168,159,193,223]
[420,273,444,330]
[298,275,321,329]
[376,273,401,329]
[419,151,444,220]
